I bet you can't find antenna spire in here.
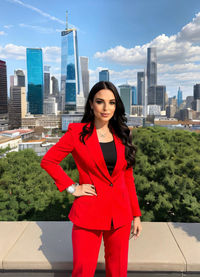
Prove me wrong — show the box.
[66,10,68,30]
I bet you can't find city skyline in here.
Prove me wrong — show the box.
[1,0,200,98]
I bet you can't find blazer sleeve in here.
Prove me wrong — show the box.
[40,123,75,192]
[124,166,142,218]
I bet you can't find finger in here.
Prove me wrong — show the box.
[84,190,97,196]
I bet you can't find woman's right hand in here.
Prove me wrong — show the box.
[72,184,97,197]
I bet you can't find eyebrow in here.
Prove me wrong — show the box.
[96,98,116,101]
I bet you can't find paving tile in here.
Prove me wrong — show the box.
[168,223,200,272]
[3,221,73,270]
[126,222,185,271]
[0,221,28,269]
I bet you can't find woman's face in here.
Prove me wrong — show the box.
[90,89,116,123]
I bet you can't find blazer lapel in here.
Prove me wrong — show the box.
[84,122,125,183]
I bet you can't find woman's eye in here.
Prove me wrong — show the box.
[96,100,102,104]
[110,102,116,105]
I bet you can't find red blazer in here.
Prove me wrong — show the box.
[40,122,141,230]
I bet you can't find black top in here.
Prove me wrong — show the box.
[99,140,117,176]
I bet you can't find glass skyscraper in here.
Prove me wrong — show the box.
[99,70,109,82]
[137,72,144,105]
[60,12,80,112]
[177,87,183,108]
[0,60,8,114]
[80,56,89,99]
[26,48,43,114]
[131,86,137,105]
[119,84,132,115]
[147,47,157,89]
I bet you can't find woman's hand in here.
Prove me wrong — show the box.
[132,216,142,239]
[72,184,97,197]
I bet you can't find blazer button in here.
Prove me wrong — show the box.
[109,183,113,187]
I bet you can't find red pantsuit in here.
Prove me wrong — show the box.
[72,221,132,277]
[40,121,142,276]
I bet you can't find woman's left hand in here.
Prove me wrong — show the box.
[132,216,142,239]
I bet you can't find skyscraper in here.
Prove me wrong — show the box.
[60,11,80,112]
[14,69,25,87]
[148,85,166,110]
[9,86,27,129]
[156,85,166,111]
[131,86,137,105]
[147,47,157,89]
[177,87,183,108]
[137,72,145,105]
[0,60,8,114]
[26,48,44,114]
[44,66,51,99]
[51,76,59,96]
[118,84,132,115]
[80,56,89,99]
[99,70,109,82]
[193,84,200,100]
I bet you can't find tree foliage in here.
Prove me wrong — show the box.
[0,149,78,221]
[132,126,200,222]
[0,126,199,222]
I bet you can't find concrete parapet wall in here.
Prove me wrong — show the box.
[0,221,199,274]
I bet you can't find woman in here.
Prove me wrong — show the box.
[40,81,142,277]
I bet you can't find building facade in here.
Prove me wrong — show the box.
[99,70,109,82]
[14,69,25,87]
[26,48,44,114]
[137,72,144,105]
[80,56,89,99]
[147,47,157,89]
[60,13,80,112]
[177,87,183,108]
[131,86,137,105]
[0,60,8,114]
[119,84,132,115]
[44,66,51,100]
[9,86,27,129]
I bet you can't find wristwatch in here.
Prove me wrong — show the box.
[66,183,79,194]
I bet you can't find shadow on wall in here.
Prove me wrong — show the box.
[170,222,200,242]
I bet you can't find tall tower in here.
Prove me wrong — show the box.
[44,65,51,99]
[147,47,157,89]
[137,72,144,105]
[118,84,132,115]
[60,11,80,112]
[131,86,137,105]
[99,70,109,82]
[80,56,89,99]
[14,69,25,87]
[26,48,43,114]
[177,87,183,108]
[0,60,8,114]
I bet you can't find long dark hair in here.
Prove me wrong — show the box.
[80,81,137,169]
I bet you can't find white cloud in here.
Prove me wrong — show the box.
[176,12,200,42]
[0,43,61,63]
[43,46,61,63]
[0,31,6,35]
[93,12,200,97]
[0,44,26,60]
[3,25,13,29]
[94,12,200,66]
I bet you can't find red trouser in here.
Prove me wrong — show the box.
[71,220,132,277]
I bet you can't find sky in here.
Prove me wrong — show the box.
[1,0,200,99]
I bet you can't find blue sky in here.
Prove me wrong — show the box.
[1,0,200,98]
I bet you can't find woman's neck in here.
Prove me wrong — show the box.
[94,119,110,131]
